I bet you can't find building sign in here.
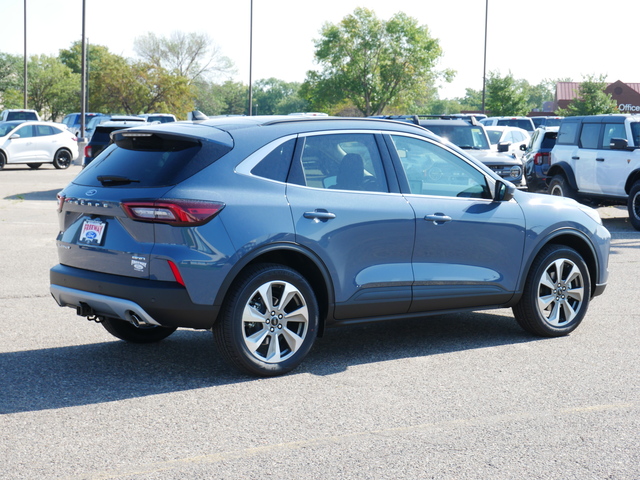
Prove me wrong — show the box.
[618,104,640,113]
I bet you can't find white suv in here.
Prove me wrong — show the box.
[548,114,640,229]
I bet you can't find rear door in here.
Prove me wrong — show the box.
[286,131,416,320]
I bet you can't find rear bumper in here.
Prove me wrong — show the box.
[50,264,219,329]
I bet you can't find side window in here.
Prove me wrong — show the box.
[557,121,579,145]
[35,125,54,136]
[601,123,626,149]
[579,123,600,149]
[297,133,388,192]
[15,125,34,138]
[390,134,490,199]
[251,138,296,182]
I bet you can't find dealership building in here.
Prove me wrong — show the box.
[553,80,640,113]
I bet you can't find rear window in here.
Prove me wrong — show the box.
[73,132,232,188]
[540,132,557,149]
[6,111,38,121]
[496,119,533,131]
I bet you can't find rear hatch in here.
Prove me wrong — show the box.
[56,125,233,280]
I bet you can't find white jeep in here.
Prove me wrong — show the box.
[548,114,640,230]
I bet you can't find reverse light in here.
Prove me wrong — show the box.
[533,152,550,166]
[122,199,225,226]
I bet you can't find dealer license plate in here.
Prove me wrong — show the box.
[78,219,106,245]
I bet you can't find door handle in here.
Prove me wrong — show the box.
[303,210,336,221]
[424,213,452,225]
[571,156,580,160]
[596,157,605,162]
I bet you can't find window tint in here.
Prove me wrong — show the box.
[35,125,54,136]
[601,123,626,149]
[15,125,34,138]
[74,133,232,188]
[486,130,502,145]
[391,134,490,199]
[296,133,388,192]
[424,125,490,150]
[631,123,640,147]
[579,123,600,149]
[540,132,557,149]
[251,138,295,182]
[556,121,579,145]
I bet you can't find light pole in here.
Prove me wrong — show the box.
[23,0,27,108]
[80,0,87,140]
[481,0,488,114]
[248,0,253,116]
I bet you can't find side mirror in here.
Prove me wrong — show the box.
[497,142,511,152]
[610,138,628,150]
[520,144,527,151]
[9,134,21,140]
[494,180,515,202]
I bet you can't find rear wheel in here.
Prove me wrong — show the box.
[27,163,42,169]
[101,317,177,343]
[513,245,591,337]
[213,263,319,377]
[0,151,5,170]
[548,174,576,199]
[627,180,640,231]
[53,149,72,169]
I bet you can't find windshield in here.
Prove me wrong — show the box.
[486,130,503,145]
[425,125,490,150]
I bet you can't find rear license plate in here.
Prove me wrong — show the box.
[78,219,106,245]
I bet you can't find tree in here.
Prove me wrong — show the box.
[252,78,309,115]
[133,31,234,84]
[26,55,80,120]
[193,80,248,116]
[484,71,531,116]
[556,74,618,116]
[0,53,22,94]
[302,8,452,116]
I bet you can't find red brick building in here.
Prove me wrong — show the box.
[554,80,640,113]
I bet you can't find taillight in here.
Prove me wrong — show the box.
[533,152,550,166]
[122,199,225,226]
[84,145,92,158]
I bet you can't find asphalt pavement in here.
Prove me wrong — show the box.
[0,164,638,479]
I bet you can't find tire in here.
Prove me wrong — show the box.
[0,151,5,170]
[53,149,72,169]
[213,263,319,377]
[101,317,177,343]
[27,163,42,169]
[513,245,591,337]
[548,174,576,199]
[627,180,640,231]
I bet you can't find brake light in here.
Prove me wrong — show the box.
[533,152,550,166]
[122,199,225,226]
[84,145,92,158]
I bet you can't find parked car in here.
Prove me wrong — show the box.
[0,109,40,121]
[137,113,176,123]
[548,114,640,229]
[83,120,144,166]
[392,116,527,188]
[50,116,610,376]
[61,112,105,138]
[532,116,563,128]
[484,126,530,159]
[0,120,78,169]
[85,115,146,140]
[523,126,559,192]
[480,116,535,133]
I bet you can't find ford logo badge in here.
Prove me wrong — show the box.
[85,189,97,196]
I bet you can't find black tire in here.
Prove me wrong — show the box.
[53,149,72,169]
[548,174,576,199]
[213,263,319,377]
[627,180,640,231]
[0,151,5,170]
[27,163,42,169]
[101,317,177,343]
[513,245,591,337]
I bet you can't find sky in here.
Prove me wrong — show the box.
[2,0,640,100]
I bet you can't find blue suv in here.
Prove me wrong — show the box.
[50,116,610,376]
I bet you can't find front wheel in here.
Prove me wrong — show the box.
[513,245,591,337]
[213,264,319,377]
[627,181,640,231]
[101,317,177,343]
[548,174,576,199]
[0,151,6,170]
[53,149,72,169]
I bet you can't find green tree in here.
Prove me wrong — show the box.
[133,31,234,83]
[194,80,248,116]
[456,88,483,112]
[556,74,618,116]
[252,78,308,115]
[0,53,22,95]
[485,71,531,116]
[26,55,79,120]
[302,8,452,116]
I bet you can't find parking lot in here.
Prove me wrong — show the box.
[1,164,638,479]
